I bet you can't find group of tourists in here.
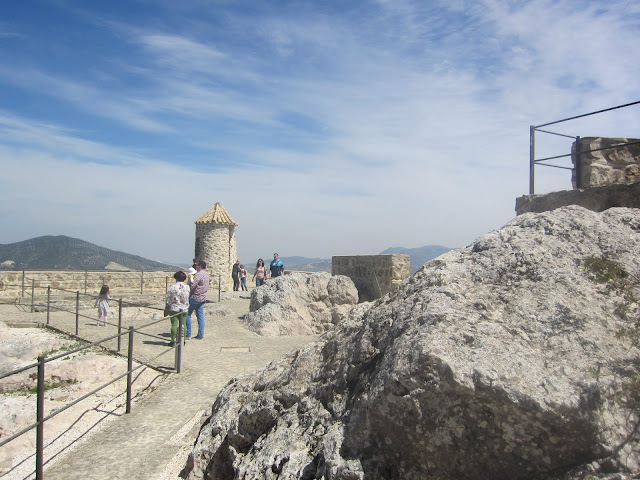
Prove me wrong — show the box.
[163,253,284,347]
[234,253,285,290]
[95,253,285,348]
[163,259,210,346]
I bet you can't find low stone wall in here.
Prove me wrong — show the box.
[332,254,410,302]
[0,270,224,298]
[515,182,640,215]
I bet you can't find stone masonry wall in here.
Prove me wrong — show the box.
[229,228,237,287]
[0,270,223,298]
[572,137,640,188]
[332,254,410,302]
[195,224,235,291]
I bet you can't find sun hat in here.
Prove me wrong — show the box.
[188,267,196,275]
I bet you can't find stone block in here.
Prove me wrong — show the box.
[572,137,640,188]
[332,254,410,302]
[516,181,640,215]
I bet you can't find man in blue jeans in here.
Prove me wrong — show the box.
[186,260,210,339]
[269,253,284,279]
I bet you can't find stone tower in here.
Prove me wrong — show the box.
[194,202,238,291]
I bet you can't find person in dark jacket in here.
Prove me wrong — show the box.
[232,259,241,291]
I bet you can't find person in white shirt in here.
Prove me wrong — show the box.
[165,271,190,346]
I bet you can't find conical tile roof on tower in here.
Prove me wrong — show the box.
[195,202,238,226]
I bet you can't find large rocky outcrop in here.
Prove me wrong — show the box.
[243,272,359,336]
[183,206,640,479]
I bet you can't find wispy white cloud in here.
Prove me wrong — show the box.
[0,0,638,263]
[137,33,227,70]
[0,112,148,164]
[0,66,172,133]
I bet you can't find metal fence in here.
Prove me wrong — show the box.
[529,99,640,194]
[0,284,186,480]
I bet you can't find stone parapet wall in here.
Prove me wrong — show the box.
[332,254,410,302]
[515,181,640,215]
[572,137,640,188]
[0,270,223,298]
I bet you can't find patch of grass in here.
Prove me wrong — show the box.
[1,387,33,396]
[28,379,78,394]
[3,379,78,396]
[583,256,628,288]
[36,340,87,360]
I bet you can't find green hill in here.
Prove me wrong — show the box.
[0,236,181,271]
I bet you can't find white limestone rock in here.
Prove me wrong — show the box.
[184,206,640,479]
[243,272,359,336]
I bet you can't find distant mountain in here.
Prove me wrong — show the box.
[380,245,453,274]
[0,236,181,271]
[281,257,332,273]
[0,237,453,273]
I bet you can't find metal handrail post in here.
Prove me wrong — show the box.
[117,299,123,352]
[529,125,536,195]
[21,270,25,297]
[46,286,50,325]
[176,319,184,373]
[165,276,168,293]
[140,271,144,294]
[36,355,45,480]
[75,291,80,336]
[84,271,88,294]
[126,326,134,413]
[575,136,581,189]
[218,274,221,302]
[31,279,35,313]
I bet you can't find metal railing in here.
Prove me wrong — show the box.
[0,285,186,480]
[529,100,640,194]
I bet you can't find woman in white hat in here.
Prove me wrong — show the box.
[187,267,196,286]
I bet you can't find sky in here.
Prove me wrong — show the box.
[0,0,639,265]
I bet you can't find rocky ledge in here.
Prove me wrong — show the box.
[183,206,640,480]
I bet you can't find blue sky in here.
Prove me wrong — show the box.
[1,0,639,265]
